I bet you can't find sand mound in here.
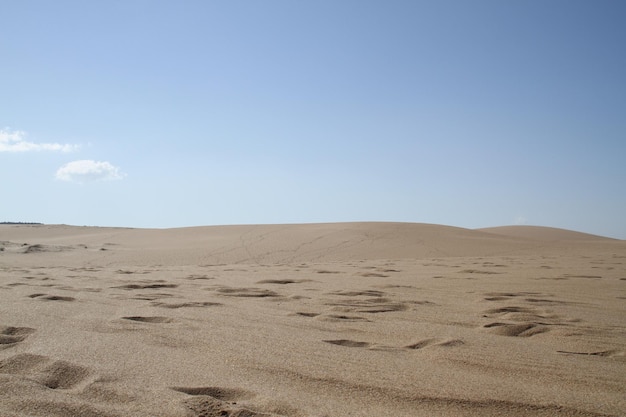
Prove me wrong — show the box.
[0,222,624,416]
[0,222,596,266]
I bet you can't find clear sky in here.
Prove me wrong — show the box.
[1,1,625,239]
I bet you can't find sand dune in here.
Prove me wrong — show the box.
[1,222,616,266]
[1,222,624,416]
[478,225,618,241]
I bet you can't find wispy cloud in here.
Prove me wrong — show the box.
[0,128,79,152]
[56,160,125,183]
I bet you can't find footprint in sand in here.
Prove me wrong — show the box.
[481,305,552,337]
[483,322,549,337]
[171,386,284,417]
[121,316,173,323]
[293,311,371,322]
[329,290,386,297]
[404,338,465,350]
[0,353,92,389]
[171,386,253,401]
[561,274,603,279]
[323,338,465,351]
[185,274,214,280]
[326,300,407,313]
[459,269,503,275]
[318,314,371,322]
[22,244,72,254]
[113,283,178,290]
[357,272,390,277]
[482,305,557,321]
[0,326,35,349]
[256,279,312,285]
[213,287,280,298]
[294,312,320,318]
[129,293,176,301]
[323,339,371,348]
[324,290,408,314]
[0,354,127,416]
[479,292,579,338]
[556,349,625,359]
[28,293,76,302]
[524,297,576,305]
[483,291,540,301]
[115,269,151,275]
[150,301,222,309]
[37,360,92,389]
[22,275,52,281]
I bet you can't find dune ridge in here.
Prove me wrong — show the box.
[1,222,620,266]
[1,222,624,416]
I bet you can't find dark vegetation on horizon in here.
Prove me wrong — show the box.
[1,222,43,225]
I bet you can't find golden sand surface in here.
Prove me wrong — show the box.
[1,222,624,416]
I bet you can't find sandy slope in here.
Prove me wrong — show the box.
[478,225,619,241]
[1,222,624,416]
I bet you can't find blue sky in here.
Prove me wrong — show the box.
[1,1,625,238]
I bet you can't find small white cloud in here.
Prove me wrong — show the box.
[56,160,125,183]
[0,128,78,152]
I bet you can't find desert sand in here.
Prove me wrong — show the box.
[0,222,624,416]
